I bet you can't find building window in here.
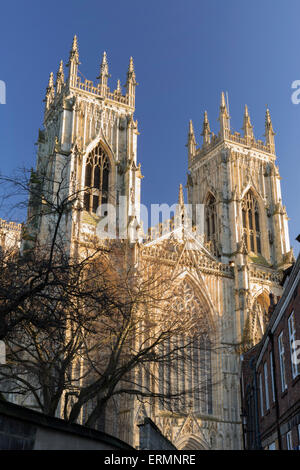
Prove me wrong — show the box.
[158,281,213,415]
[241,190,261,254]
[259,372,264,417]
[264,362,270,410]
[84,143,110,214]
[270,351,275,402]
[205,193,218,256]
[278,332,287,392]
[288,311,299,379]
[159,333,213,415]
[286,431,293,450]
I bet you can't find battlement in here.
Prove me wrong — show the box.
[193,129,272,161]
[44,36,137,115]
[72,76,131,105]
[188,94,276,165]
[0,219,22,232]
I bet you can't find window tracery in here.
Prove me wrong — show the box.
[84,143,110,214]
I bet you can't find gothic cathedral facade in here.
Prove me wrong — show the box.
[29,37,293,450]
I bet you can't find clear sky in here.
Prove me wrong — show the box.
[0,0,299,254]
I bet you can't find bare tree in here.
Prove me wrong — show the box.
[0,165,217,431]
[0,164,109,340]
[0,240,216,428]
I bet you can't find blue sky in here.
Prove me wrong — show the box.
[0,0,299,254]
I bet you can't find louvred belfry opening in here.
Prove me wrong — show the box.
[242,190,261,254]
[84,143,110,214]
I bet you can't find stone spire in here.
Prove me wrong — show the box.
[187,119,197,162]
[242,104,254,141]
[126,57,137,107]
[265,107,275,153]
[219,91,230,138]
[55,60,65,94]
[201,111,211,147]
[44,72,55,110]
[97,52,109,96]
[67,35,79,87]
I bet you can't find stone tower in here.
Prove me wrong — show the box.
[187,93,293,346]
[29,35,142,250]
[127,94,293,450]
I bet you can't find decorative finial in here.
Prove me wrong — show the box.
[48,72,54,88]
[56,60,65,93]
[101,51,109,74]
[116,79,121,93]
[128,56,135,73]
[242,104,253,139]
[72,35,78,52]
[265,106,275,152]
[201,111,211,146]
[44,72,55,110]
[97,51,110,81]
[265,107,272,126]
[68,35,79,61]
[189,119,194,136]
[126,56,136,83]
[187,120,196,160]
[97,51,110,95]
[67,35,79,86]
[221,91,226,108]
[126,56,137,107]
[219,91,230,136]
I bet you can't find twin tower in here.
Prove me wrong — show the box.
[26,35,294,449]
[31,35,291,276]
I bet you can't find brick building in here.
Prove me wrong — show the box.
[241,245,300,450]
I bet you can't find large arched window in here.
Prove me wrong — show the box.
[241,190,261,254]
[205,193,218,256]
[83,144,110,214]
[158,281,213,415]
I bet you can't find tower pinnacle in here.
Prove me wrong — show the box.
[242,104,254,141]
[264,107,275,153]
[97,51,110,95]
[44,72,55,110]
[67,35,79,87]
[187,119,196,161]
[116,79,121,94]
[201,111,211,146]
[56,60,65,94]
[126,57,137,107]
[219,91,230,138]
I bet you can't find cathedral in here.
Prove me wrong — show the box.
[5,36,294,450]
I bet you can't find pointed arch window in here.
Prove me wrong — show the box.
[83,143,110,214]
[242,190,261,254]
[158,281,213,415]
[205,193,218,256]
